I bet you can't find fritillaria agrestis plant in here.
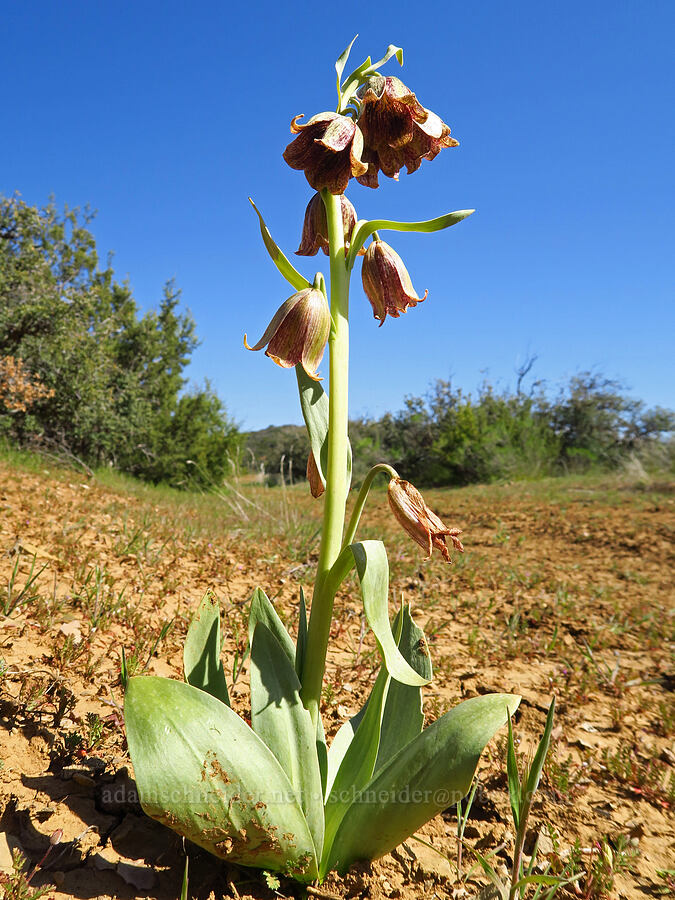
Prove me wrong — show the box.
[124,40,520,883]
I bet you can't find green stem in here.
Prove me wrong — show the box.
[342,463,398,550]
[301,190,351,728]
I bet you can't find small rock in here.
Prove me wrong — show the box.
[411,841,453,881]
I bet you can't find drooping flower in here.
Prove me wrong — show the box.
[361,238,428,325]
[388,477,464,562]
[355,76,459,187]
[283,112,368,195]
[306,450,325,498]
[296,192,358,257]
[244,288,330,381]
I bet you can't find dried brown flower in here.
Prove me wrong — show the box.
[306,450,325,498]
[388,477,464,562]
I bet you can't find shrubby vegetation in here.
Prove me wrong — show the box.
[247,373,674,488]
[0,194,241,486]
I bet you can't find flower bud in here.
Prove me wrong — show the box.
[361,238,428,325]
[306,450,325,498]
[244,288,330,381]
[355,76,459,188]
[388,477,464,562]
[283,112,368,195]
[296,192,358,257]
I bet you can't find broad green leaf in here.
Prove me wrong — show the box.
[183,592,230,706]
[322,693,520,875]
[295,586,308,681]
[375,603,432,774]
[250,622,324,856]
[249,199,311,292]
[296,366,352,494]
[124,677,318,880]
[322,666,390,872]
[352,541,429,687]
[526,697,555,801]
[248,587,295,666]
[347,210,475,267]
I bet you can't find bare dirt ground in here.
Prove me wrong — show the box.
[0,457,673,899]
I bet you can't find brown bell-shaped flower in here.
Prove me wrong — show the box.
[388,477,464,562]
[244,288,330,381]
[361,238,428,325]
[355,76,459,188]
[306,450,325,498]
[296,192,358,257]
[283,112,368,195]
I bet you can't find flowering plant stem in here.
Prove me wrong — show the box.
[301,189,351,728]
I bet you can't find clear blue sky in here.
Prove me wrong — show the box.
[3,1,673,431]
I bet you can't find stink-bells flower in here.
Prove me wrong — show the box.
[361,238,428,325]
[283,112,368,195]
[388,477,464,562]
[355,76,459,188]
[244,288,330,381]
[296,192,358,257]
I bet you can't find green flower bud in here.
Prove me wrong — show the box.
[361,238,428,325]
[295,192,358,257]
[283,112,368,195]
[244,288,330,381]
[355,76,459,188]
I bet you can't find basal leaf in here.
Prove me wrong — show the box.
[323,693,520,875]
[125,676,318,880]
[183,592,230,706]
[249,199,311,292]
[351,541,429,687]
[250,622,324,855]
[295,586,307,681]
[248,587,296,666]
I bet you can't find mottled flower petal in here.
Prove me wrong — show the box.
[361,239,427,325]
[283,112,367,195]
[295,193,358,257]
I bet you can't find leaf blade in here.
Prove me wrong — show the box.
[249,199,311,292]
[183,592,230,706]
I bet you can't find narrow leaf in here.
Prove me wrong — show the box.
[124,677,318,880]
[525,697,555,800]
[248,587,295,666]
[506,713,521,829]
[348,210,474,266]
[296,366,352,494]
[336,35,358,86]
[295,586,307,681]
[250,622,324,856]
[322,667,390,871]
[183,593,230,706]
[473,849,509,900]
[249,199,311,292]
[351,541,429,687]
[322,693,520,875]
[369,44,404,72]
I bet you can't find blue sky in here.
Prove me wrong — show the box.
[3,1,673,431]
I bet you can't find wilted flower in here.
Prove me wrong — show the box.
[306,450,325,498]
[283,112,368,195]
[388,477,464,562]
[296,192,358,257]
[244,288,330,381]
[361,238,428,325]
[355,76,459,187]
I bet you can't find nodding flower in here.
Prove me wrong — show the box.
[361,237,427,325]
[388,477,464,562]
[295,192,358,257]
[283,112,368,195]
[355,76,459,188]
[244,288,330,381]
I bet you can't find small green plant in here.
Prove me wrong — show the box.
[4,550,48,616]
[123,39,524,885]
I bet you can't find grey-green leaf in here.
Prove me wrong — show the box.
[323,693,520,875]
[124,676,318,880]
[249,199,311,292]
[296,366,352,494]
[335,35,358,86]
[183,592,230,706]
[351,541,429,687]
[248,587,295,666]
[295,586,308,681]
[250,622,324,856]
[348,210,474,267]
